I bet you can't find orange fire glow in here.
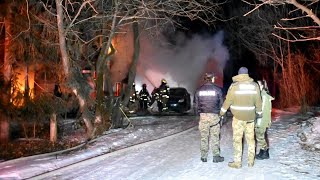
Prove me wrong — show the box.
[11,67,35,106]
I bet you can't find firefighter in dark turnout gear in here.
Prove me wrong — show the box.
[139,84,151,111]
[128,83,138,113]
[158,79,170,112]
[194,73,224,163]
[149,87,159,107]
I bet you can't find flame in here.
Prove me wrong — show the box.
[108,46,112,54]
[11,66,35,106]
[107,40,116,54]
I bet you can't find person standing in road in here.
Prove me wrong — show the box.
[158,79,170,112]
[128,83,138,113]
[194,72,224,163]
[219,67,262,168]
[255,80,274,160]
[139,83,151,111]
[149,87,159,107]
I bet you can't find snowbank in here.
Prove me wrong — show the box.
[297,116,320,151]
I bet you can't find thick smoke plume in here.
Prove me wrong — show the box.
[111,29,229,96]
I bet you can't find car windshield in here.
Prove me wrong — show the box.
[170,88,186,95]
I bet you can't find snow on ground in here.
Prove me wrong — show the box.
[0,108,320,180]
[0,116,197,179]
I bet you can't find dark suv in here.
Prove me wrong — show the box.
[168,87,191,113]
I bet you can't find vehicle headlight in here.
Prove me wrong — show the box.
[178,99,185,103]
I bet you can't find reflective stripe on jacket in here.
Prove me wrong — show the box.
[194,82,223,114]
[220,74,262,121]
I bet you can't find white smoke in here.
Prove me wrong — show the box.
[110,28,229,96]
[135,30,229,95]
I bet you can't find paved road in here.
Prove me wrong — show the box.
[32,115,320,180]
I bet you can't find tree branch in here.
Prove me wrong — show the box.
[288,0,320,26]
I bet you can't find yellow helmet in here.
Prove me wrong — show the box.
[161,79,167,84]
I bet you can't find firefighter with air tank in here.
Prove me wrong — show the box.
[138,83,151,111]
[157,79,170,113]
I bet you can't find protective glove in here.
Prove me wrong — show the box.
[256,113,263,119]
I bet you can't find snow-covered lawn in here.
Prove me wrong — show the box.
[0,108,319,180]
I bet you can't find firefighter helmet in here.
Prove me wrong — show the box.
[204,72,215,80]
[142,83,147,88]
[161,79,167,84]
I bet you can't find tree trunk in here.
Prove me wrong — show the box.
[112,97,123,129]
[112,20,140,128]
[74,90,94,139]
[0,114,9,144]
[272,62,278,97]
[3,18,12,82]
[55,0,94,139]
[122,20,140,107]
[33,122,36,138]
[22,122,28,138]
[50,113,57,143]
[55,0,69,76]
[0,13,14,144]
[94,3,119,133]
[94,42,114,134]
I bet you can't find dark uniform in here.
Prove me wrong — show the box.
[139,84,151,111]
[194,73,224,163]
[158,79,170,112]
[149,87,159,106]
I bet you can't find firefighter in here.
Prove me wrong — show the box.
[128,83,138,113]
[158,79,170,112]
[149,87,159,107]
[139,83,151,111]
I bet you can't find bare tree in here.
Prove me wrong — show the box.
[0,1,12,144]
[226,3,320,109]
[0,0,64,143]
[243,0,320,41]
[41,0,224,139]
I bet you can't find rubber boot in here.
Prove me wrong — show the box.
[255,149,264,159]
[228,161,242,169]
[262,149,270,159]
[256,149,269,160]
[212,156,224,163]
[201,157,207,162]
